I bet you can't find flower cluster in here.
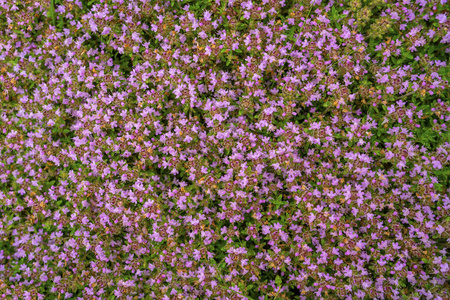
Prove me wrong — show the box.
[0,0,449,299]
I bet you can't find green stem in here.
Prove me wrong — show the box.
[299,6,314,32]
[51,0,56,26]
[273,285,283,300]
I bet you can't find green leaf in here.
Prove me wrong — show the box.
[427,45,435,56]
[271,195,286,209]
[275,275,282,286]
[50,0,56,25]
[438,66,450,76]
[435,169,450,176]
[403,52,413,60]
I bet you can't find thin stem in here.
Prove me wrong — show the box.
[300,6,314,32]
[51,0,56,26]
[398,90,415,99]
[273,285,283,300]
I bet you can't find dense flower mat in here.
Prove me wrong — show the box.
[1,0,450,299]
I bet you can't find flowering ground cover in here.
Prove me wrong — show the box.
[1,0,450,299]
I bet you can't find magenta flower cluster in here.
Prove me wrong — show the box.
[0,0,449,299]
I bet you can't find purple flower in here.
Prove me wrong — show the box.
[432,160,443,169]
[436,14,448,24]
[40,273,48,282]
